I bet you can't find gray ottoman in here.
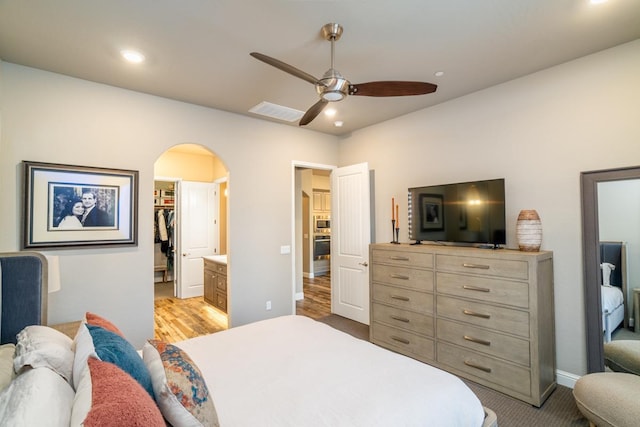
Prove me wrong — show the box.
[604,340,640,375]
[573,372,640,427]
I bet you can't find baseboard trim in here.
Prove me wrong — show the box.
[557,369,580,389]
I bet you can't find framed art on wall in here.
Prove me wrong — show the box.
[23,161,138,249]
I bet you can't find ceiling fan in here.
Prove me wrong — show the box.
[250,23,438,126]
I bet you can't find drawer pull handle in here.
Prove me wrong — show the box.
[463,263,490,270]
[390,315,410,323]
[464,335,491,346]
[390,256,410,261]
[464,360,492,373]
[463,285,490,293]
[463,309,491,319]
[390,274,410,280]
[391,295,410,302]
[390,335,410,345]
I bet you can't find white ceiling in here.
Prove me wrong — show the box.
[1,1,638,136]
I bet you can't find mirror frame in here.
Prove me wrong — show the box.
[581,165,640,373]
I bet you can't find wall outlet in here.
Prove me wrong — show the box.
[280,245,291,254]
[266,300,272,310]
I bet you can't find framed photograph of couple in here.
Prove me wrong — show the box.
[23,161,138,249]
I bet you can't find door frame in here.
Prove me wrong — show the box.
[291,161,336,314]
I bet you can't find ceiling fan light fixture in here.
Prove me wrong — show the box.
[321,91,345,101]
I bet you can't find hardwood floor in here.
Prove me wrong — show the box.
[153,273,332,343]
[296,273,331,319]
[154,296,227,343]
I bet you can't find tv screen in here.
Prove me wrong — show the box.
[408,178,506,247]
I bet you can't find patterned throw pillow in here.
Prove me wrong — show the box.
[143,339,219,427]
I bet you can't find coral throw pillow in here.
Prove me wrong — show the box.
[83,357,165,427]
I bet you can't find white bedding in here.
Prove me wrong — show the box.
[601,285,624,314]
[177,315,485,427]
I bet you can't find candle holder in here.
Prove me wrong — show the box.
[390,219,396,243]
[395,227,400,244]
[391,220,399,244]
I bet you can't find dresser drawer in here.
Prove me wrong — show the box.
[372,264,433,291]
[372,283,433,313]
[372,303,434,337]
[437,272,529,308]
[372,249,433,268]
[437,342,531,397]
[436,318,530,366]
[436,254,528,281]
[216,277,227,291]
[371,323,434,361]
[436,295,530,338]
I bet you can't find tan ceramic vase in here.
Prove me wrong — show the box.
[516,209,542,252]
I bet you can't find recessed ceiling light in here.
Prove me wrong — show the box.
[121,49,145,64]
[324,108,337,117]
[334,121,344,127]
[434,71,444,77]
[590,0,608,4]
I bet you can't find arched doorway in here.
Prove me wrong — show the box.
[153,143,229,341]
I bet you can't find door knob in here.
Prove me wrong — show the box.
[359,261,369,267]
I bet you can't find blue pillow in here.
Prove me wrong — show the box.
[86,324,154,399]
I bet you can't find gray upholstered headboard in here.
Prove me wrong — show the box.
[600,241,627,288]
[0,252,48,344]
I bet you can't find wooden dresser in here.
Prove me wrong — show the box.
[369,243,555,407]
[203,257,227,313]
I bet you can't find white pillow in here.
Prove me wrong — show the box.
[0,367,75,427]
[13,325,74,383]
[72,323,97,391]
[0,344,16,392]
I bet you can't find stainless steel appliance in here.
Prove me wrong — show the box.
[314,215,330,233]
[314,234,331,259]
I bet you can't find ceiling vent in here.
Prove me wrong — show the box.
[249,101,304,122]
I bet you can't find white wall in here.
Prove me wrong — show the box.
[338,40,640,376]
[0,62,339,347]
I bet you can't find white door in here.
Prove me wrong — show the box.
[177,181,217,299]
[330,162,371,324]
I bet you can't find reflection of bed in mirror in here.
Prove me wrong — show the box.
[600,241,628,343]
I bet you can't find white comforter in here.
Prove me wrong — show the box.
[177,315,485,427]
[601,285,624,313]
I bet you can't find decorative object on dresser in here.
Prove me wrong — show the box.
[203,256,227,313]
[516,209,543,252]
[369,243,556,407]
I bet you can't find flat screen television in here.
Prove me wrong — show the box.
[408,178,506,248]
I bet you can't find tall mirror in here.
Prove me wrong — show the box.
[582,166,640,372]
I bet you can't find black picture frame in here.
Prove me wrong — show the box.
[22,161,138,249]
[419,194,444,231]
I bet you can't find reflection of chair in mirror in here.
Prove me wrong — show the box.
[604,340,640,375]
[599,241,628,343]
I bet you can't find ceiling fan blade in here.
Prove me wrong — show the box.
[299,99,329,126]
[349,81,437,97]
[250,52,320,86]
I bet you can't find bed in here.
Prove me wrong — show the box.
[0,251,497,427]
[600,241,628,343]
